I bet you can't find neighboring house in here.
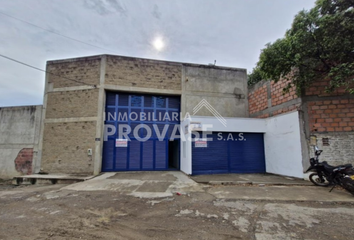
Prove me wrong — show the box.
[249,78,354,169]
[5,54,351,179]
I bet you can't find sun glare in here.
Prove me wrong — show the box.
[153,37,165,51]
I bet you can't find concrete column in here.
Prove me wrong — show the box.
[31,106,43,173]
[93,55,106,175]
[34,71,50,173]
[181,65,187,118]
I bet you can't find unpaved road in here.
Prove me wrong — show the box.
[1,183,354,240]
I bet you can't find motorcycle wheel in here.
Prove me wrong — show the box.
[309,173,330,187]
[341,178,354,196]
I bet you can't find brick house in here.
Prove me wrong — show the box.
[248,78,354,167]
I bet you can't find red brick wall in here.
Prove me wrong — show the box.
[271,79,297,106]
[271,105,300,116]
[305,78,348,96]
[14,148,33,175]
[308,99,354,132]
[248,85,267,115]
[248,78,299,118]
[305,77,354,133]
[257,113,270,118]
[305,79,354,166]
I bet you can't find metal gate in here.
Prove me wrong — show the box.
[192,132,265,175]
[102,92,180,171]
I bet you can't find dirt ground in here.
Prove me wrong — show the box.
[1,183,354,240]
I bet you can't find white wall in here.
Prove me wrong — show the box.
[189,116,266,133]
[264,111,303,178]
[180,118,192,175]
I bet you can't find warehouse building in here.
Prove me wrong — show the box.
[1,54,309,179]
[37,54,256,176]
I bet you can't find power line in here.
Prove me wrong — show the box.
[0,53,96,88]
[0,11,117,53]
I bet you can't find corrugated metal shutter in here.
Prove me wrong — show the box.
[142,140,154,169]
[155,141,167,169]
[129,140,141,170]
[192,133,228,174]
[102,139,114,170]
[192,132,265,175]
[102,92,180,172]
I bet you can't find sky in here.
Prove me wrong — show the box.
[0,0,316,107]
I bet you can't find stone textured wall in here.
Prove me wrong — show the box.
[47,56,101,88]
[41,122,96,173]
[310,133,354,166]
[46,89,99,119]
[248,79,300,118]
[105,55,182,90]
[41,57,101,174]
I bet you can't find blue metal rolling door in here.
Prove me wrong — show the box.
[192,132,265,175]
[192,133,229,174]
[102,92,180,172]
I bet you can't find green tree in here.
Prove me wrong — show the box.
[247,66,264,86]
[252,0,354,93]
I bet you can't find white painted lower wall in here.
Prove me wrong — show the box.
[264,111,304,178]
[180,118,192,175]
[188,116,267,133]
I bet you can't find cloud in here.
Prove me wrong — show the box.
[83,0,127,16]
[152,4,161,19]
[107,0,127,16]
[83,0,110,15]
[0,0,316,107]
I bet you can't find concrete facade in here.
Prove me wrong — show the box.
[0,106,42,179]
[182,65,248,117]
[38,54,248,175]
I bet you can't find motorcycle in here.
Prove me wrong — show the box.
[305,146,354,196]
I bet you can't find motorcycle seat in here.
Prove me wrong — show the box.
[322,161,352,171]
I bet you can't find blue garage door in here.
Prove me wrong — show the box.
[192,132,265,175]
[102,92,180,171]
